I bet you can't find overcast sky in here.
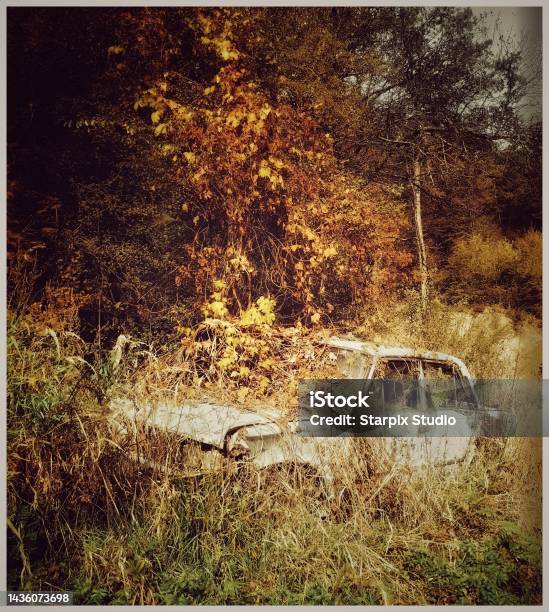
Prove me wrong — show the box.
[472,7,542,121]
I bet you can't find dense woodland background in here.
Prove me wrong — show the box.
[7,7,542,604]
[8,7,541,342]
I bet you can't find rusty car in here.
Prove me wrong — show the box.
[110,335,512,492]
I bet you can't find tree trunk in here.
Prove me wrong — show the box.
[412,156,428,313]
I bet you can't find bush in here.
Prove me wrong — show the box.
[448,233,518,280]
[445,229,541,315]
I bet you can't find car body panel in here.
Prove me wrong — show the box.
[110,398,277,449]
[110,336,484,484]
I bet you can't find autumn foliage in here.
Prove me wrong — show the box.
[7,7,541,337]
[6,8,542,604]
[130,16,413,327]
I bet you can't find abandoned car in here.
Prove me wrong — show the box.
[110,336,513,487]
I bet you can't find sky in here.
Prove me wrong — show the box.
[472,7,542,121]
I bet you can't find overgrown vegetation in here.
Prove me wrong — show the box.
[7,6,542,605]
[7,297,542,604]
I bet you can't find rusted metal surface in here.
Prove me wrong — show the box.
[110,337,479,483]
[322,336,472,379]
[110,398,276,449]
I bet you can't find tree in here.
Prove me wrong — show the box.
[7,7,540,340]
[227,7,530,310]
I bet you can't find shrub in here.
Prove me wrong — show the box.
[448,233,518,281]
[445,229,542,315]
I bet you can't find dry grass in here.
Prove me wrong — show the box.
[6,301,542,604]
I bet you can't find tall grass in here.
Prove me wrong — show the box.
[7,302,542,604]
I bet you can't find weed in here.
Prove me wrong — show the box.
[6,304,542,604]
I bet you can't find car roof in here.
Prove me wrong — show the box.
[322,336,471,377]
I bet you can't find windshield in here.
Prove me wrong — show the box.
[372,357,477,409]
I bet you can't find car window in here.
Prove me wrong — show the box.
[422,360,475,408]
[374,359,420,379]
[374,359,421,408]
[422,361,456,380]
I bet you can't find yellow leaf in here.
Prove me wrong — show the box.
[259,105,271,120]
[226,110,243,128]
[184,151,196,164]
[323,246,337,258]
[218,356,234,370]
[108,45,124,55]
[269,171,284,188]
[154,123,167,136]
[208,300,229,318]
[151,110,162,124]
[268,156,284,169]
[204,85,215,95]
[257,375,269,393]
[258,161,271,179]
[311,313,321,324]
[237,387,249,402]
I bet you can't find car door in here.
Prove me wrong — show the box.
[371,357,473,466]
[421,360,516,436]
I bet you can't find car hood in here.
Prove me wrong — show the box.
[110,397,280,449]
